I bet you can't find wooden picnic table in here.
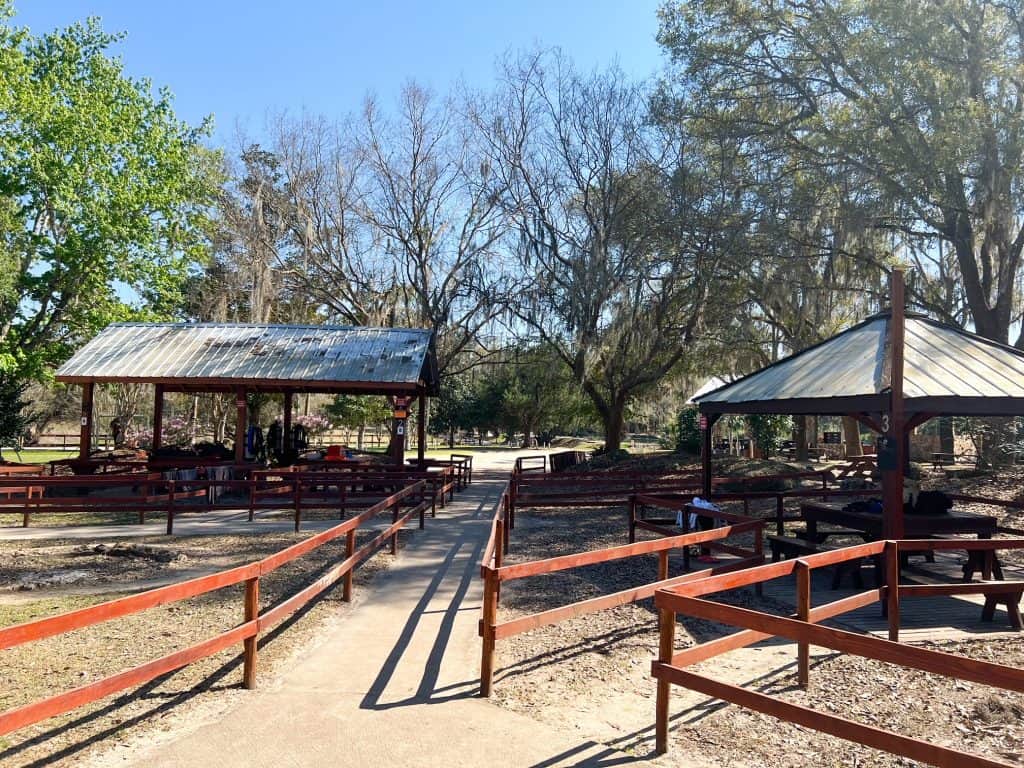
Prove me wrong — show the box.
[802,501,997,540]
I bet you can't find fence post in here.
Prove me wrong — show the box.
[754,522,765,598]
[775,495,784,536]
[243,575,260,689]
[293,478,302,533]
[166,479,176,535]
[628,495,637,543]
[480,567,498,696]
[343,530,356,602]
[658,549,669,582]
[655,605,676,754]
[796,559,811,687]
[339,482,347,520]
[418,483,426,529]
[391,501,400,556]
[886,541,900,641]
[248,476,256,522]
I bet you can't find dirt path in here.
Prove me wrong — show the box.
[81,451,650,768]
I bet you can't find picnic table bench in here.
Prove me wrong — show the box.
[768,528,878,589]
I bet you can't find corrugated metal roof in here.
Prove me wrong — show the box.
[695,313,1024,413]
[55,323,439,393]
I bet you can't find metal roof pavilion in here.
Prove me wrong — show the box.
[56,323,440,396]
[693,312,1024,416]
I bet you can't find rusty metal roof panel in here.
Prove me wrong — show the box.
[55,323,437,392]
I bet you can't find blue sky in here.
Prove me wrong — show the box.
[13,1,665,145]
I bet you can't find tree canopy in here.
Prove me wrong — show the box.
[0,4,216,377]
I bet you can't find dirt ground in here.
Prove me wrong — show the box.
[492,497,1024,767]
[0,526,406,767]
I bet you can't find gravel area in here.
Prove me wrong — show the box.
[493,498,1024,767]
[0,526,407,767]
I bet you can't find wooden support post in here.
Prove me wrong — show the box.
[417,394,427,463]
[480,568,498,696]
[628,495,637,543]
[166,480,176,535]
[701,412,717,498]
[883,270,906,540]
[293,480,302,533]
[283,390,293,464]
[754,524,764,598]
[655,606,676,754]
[343,530,355,602]
[79,383,94,460]
[658,549,670,582]
[796,560,811,688]
[243,576,260,689]
[234,388,247,465]
[152,384,165,451]
[391,502,399,555]
[886,541,900,641]
[775,495,784,536]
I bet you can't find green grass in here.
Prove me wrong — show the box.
[1,448,78,465]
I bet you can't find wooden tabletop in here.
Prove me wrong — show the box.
[802,501,997,538]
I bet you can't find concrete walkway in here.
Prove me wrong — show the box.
[94,451,637,768]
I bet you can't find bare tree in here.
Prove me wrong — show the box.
[473,51,738,450]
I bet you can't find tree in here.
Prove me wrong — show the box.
[0,7,216,377]
[0,369,28,460]
[659,0,1024,345]
[325,395,390,451]
[475,51,739,450]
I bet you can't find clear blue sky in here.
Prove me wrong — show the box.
[12,1,665,145]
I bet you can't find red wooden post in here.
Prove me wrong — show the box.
[390,501,399,555]
[166,480,176,535]
[796,560,811,687]
[628,495,637,543]
[79,383,94,460]
[242,576,260,689]
[152,384,165,452]
[343,530,355,602]
[283,390,293,464]
[655,605,676,753]
[417,394,427,463]
[886,541,901,641]
[884,271,906,540]
[658,549,670,582]
[234,388,247,465]
[480,567,498,696]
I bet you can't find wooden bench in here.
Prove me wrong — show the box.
[768,534,879,589]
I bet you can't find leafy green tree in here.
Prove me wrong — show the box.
[0,369,28,460]
[746,414,793,459]
[325,395,390,450]
[676,406,701,455]
[0,5,216,377]
[659,0,1024,345]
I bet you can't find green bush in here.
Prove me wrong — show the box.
[745,414,792,459]
[676,406,702,454]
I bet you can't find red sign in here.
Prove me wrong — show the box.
[699,414,708,430]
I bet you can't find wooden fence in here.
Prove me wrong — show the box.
[0,480,430,739]
[652,538,1024,767]
[0,465,459,533]
[478,476,765,695]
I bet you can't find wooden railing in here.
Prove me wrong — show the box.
[478,475,765,695]
[0,480,429,739]
[652,538,1024,768]
[0,467,456,533]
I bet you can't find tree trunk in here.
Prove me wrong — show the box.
[795,417,808,461]
[842,416,863,457]
[937,417,955,454]
[448,426,455,449]
[604,401,626,452]
[357,424,365,451]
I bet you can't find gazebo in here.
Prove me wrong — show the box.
[55,322,441,466]
[693,271,1024,538]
